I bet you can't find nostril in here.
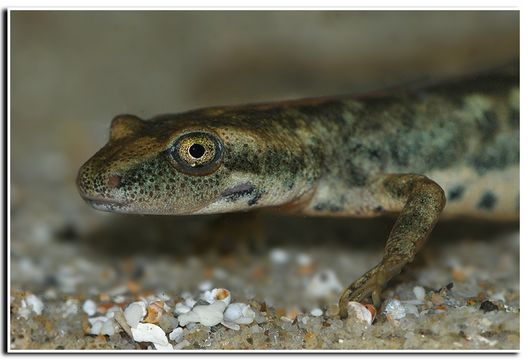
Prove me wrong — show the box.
[107,174,122,189]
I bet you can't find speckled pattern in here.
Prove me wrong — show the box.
[77,67,518,318]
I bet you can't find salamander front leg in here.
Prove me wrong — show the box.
[338,174,446,319]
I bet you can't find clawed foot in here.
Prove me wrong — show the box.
[338,264,387,319]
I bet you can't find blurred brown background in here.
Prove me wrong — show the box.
[11,11,518,195]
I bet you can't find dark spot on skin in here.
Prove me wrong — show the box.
[477,191,497,211]
[470,135,519,175]
[221,182,257,204]
[479,110,499,141]
[448,185,465,201]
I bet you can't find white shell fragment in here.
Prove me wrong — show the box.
[18,294,45,319]
[131,323,172,351]
[223,303,256,324]
[305,270,343,299]
[26,294,44,315]
[124,301,147,328]
[82,299,97,316]
[168,327,184,342]
[310,308,323,317]
[101,319,117,336]
[178,300,227,327]
[384,299,407,320]
[202,288,231,306]
[413,286,426,301]
[89,317,118,336]
[347,301,374,325]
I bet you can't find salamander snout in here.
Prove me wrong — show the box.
[76,160,129,212]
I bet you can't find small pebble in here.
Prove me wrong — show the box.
[156,291,171,302]
[269,248,290,264]
[310,308,323,317]
[145,301,164,324]
[221,321,240,330]
[184,297,197,308]
[25,294,44,315]
[89,320,103,335]
[88,316,109,325]
[113,295,126,304]
[402,303,419,317]
[280,316,294,323]
[202,288,231,306]
[158,313,180,333]
[413,286,426,301]
[383,299,407,320]
[83,299,97,316]
[476,335,498,346]
[480,300,499,312]
[431,293,445,306]
[124,301,147,328]
[62,299,79,318]
[347,301,374,325]
[223,303,256,324]
[168,327,184,342]
[174,303,192,315]
[174,340,190,350]
[89,318,117,336]
[100,319,117,336]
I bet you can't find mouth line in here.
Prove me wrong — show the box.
[80,195,129,207]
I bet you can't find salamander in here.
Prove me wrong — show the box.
[77,66,519,318]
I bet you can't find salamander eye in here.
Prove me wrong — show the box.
[167,131,223,175]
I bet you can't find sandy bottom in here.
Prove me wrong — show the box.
[10,186,519,350]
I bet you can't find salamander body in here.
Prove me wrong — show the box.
[77,67,519,317]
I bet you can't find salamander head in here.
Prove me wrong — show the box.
[77,111,317,215]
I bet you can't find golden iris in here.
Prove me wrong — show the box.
[168,131,223,175]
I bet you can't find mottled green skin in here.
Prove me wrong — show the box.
[77,68,519,318]
[78,69,518,218]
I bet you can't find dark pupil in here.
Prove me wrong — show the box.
[189,143,206,159]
